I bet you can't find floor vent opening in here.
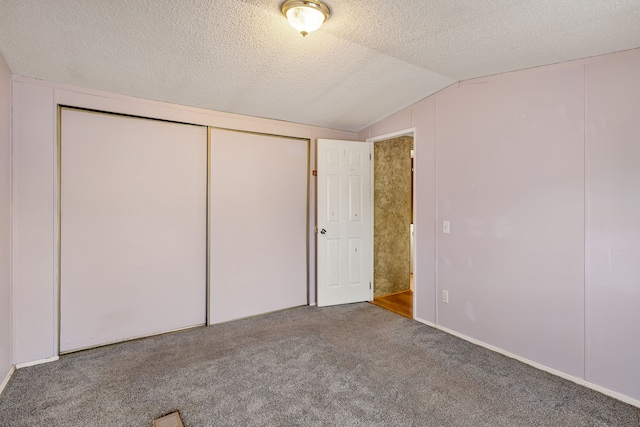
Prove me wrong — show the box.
[154,411,184,427]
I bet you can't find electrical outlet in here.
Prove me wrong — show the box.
[443,221,450,234]
[441,289,449,304]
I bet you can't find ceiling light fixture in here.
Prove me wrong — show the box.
[282,0,330,37]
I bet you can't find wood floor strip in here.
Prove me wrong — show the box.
[370,290,413,319]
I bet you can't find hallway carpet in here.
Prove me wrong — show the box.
[1,303,638,426]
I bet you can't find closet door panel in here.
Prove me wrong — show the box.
[210,129,308,323]
[60,109,207,352]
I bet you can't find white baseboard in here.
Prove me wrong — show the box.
[414,317,436,328]
[0,365,15,395]
[308,302,317,307]
[414,316,640,409]
[15,356,59,369]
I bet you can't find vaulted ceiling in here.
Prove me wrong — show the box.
[1,1,639,131]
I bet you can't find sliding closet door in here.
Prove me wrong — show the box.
[210,129,308,323]
[60,108,207,353]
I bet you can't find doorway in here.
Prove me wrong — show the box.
[369,133,415,319]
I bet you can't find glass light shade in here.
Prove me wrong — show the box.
[286,7,325,35]
[282,1,330,37]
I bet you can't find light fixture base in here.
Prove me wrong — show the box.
[282,0,330,36]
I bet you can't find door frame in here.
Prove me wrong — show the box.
[366,128,417,315]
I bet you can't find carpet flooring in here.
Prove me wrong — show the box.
[0,303,638,426]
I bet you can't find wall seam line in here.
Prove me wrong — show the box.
[8,76,14,367]
[583,64,588,382]
[434,96,439,325]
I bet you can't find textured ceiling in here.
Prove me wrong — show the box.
[1,0,639,131]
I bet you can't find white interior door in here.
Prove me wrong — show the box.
[317,139,372,307]
[209,129,308,324]
[60,108,207,353]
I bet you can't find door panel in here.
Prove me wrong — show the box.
[60,108,207,353]
[209,129,308,324]
[349,176,362,221]
[327,240,340,287]
[317,139,372,307]
[327,175,340,222]
[349,238,362,284]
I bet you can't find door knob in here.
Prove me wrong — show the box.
[320,228,326,234]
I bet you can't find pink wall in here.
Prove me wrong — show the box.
[585,54,640,399]
[360,49,640,403]
[437,65,585,376]
[0,52,11,385]
[11,82,56,363]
